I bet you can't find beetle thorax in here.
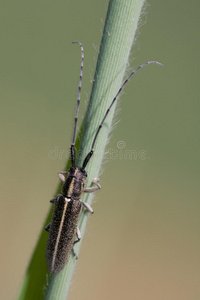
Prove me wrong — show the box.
[61,167,87,200]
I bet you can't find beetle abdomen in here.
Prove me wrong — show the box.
[46,195,82,274]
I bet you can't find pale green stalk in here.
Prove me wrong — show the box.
[17,1,145,299]
[45,0,145,299]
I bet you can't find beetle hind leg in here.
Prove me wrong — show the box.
[72,248,78,260]
[71,227,81,259]
[73,227,81,245]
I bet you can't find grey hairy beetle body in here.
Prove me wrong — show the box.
[45,41,162,274]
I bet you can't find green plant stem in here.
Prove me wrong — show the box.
[45,1,145,299]
[17,0,145,299]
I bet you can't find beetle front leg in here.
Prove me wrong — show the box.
[58,171,69,182]
[84,177,101,193]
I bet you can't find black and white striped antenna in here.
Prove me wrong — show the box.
[82,60,163,169]
[70,41,84,167]
[70,42,163,169]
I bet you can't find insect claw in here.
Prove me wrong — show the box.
[93,177,99,182]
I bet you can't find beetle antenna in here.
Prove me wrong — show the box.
[71,41,84,167]
[82,61,163,169]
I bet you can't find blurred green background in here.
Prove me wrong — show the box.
[0,0,199,299]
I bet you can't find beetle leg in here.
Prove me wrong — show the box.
[84,177,101,193]
[73,227,81,244]
[71,227,81,259]
[45,223,51,232]
[58,172,67,182]
[76,227,81,241]
[72,248,78,260]
[80,201,94,214]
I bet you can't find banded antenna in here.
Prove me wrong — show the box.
[82,60,163,169]
[70,41,84,167]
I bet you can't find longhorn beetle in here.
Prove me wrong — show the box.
[45,41,162,274]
